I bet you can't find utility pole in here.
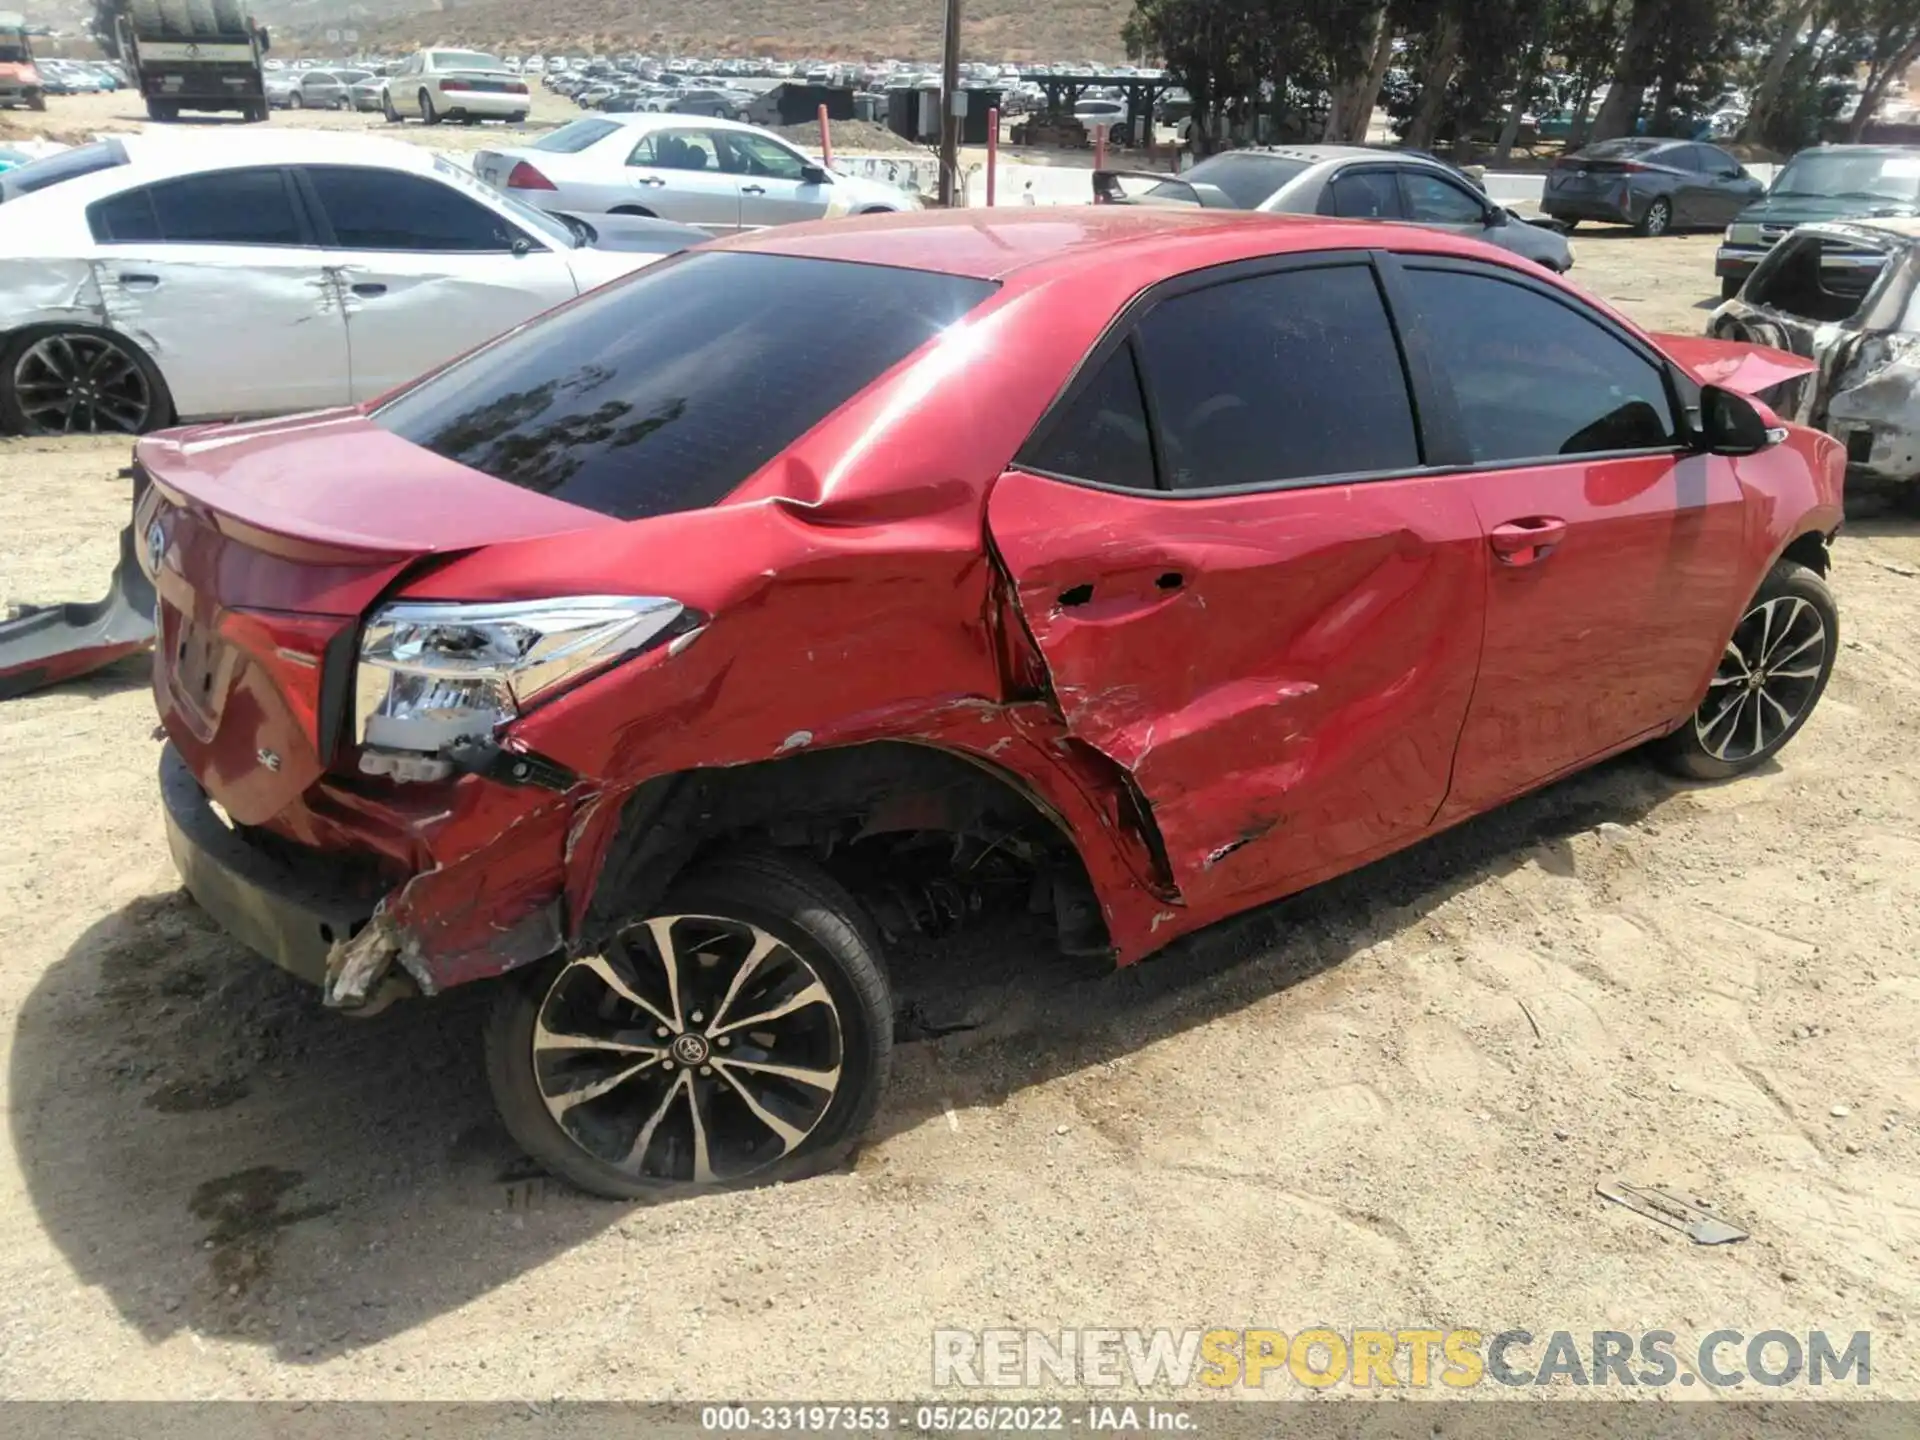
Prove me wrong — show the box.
[937,0,963,205]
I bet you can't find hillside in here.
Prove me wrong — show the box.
[273,0,1136,62]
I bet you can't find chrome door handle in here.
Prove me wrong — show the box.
[118,273,159,289]
[635,175,666,186]
[741,184,766,195]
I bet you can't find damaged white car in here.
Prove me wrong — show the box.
[0,132,706,434]
[1710,217,1920,500]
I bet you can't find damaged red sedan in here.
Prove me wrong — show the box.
[141,208,1845,1198]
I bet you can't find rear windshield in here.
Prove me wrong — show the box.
[1578,138,1666,159]
[373,251,996,521]
[1153,152,1308,208]
[533,118,620,152]
[0,139,127,202]
[433,51,504,71]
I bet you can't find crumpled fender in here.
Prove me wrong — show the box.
[0,523,155,699]
[1654,333,1819,397]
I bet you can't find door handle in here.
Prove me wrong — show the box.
[351,282,387,297]
[740,184,766,195]
[117,272,159,289]
[635,174,667,186]
[1489,516,1569,565]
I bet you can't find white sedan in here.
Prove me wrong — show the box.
[0,132,704,434]
[380,48,531,126]
[472,113,920,233]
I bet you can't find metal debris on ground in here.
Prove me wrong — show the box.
[1596,1177,1750,1244]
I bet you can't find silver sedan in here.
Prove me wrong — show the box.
[1096,144,1576,273]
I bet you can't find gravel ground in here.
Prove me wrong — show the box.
[0,99,1916,1406]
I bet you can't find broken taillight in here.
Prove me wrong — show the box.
[506,160,556,190]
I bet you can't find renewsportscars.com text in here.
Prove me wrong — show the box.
[932,1328,1871,1391]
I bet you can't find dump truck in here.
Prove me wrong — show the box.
[0,12,45,111]
[91,0,270,121]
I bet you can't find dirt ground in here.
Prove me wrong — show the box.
[1,97,1918,1406]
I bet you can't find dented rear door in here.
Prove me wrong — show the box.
[98,245,350,418]
[987,257,1487,912]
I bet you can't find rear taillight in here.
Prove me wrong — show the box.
[441,79,471,92]
[216,608,343,746]
[506,80,528,94]
[1617,162,1651,173]
[506,160,555,190]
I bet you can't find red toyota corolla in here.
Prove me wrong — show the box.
[137,208,1843,1198]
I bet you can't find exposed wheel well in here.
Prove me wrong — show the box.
[583,740,1111,959]
[1780,530,1831,577]
[609,205,656,217]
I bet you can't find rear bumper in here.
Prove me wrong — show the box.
[439,91,527,117]
[161,744,377,987]
[1541,195,1633,224]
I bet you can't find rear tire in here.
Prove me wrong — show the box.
[610,205,656,217]
[26,90,43,112]
[419,89,439,124]
[382,90,401,123]
[144,98,178,122]
[289,91,302,109]
[0,326,175,436]
[1655,559,1837,781]
[1635,196,1673,237]
[209,0,247,28]
[485,848,893,1200]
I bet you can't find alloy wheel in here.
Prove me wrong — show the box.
[1643,199,1671,236]
[530,913,845,1186]
[12,333,153,434]
[1693,595,1827,763]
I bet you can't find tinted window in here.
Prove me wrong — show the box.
[631,130,723,171]
[303,166,518,251]
[1326,169,1402,219]
[89,168,303,245]
[374,252,996,521]
[534,118,620,152]
[1698,145,1741,175]
[1023,346,1155,489]
[1402,170,1486,224]
[1668,145,1710,172]
[1134,265,1419,488]
[1152,152,1308,208]
[1579,138,1664,159]
[1402,267,1677,461]
[0,139,127,202]
[432,51,504,71]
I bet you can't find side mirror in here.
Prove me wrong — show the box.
[1698,383,1780,455]
[1483,206,1509,228]
[800,163,831,184]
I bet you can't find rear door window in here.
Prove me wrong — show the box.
[1021,346,1156,490]
[1400,266,1677,461]
[1132,263,1420,488]
[87,167,305,246]
[374,251,996,520]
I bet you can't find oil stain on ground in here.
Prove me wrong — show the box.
[188,1166,336,1296]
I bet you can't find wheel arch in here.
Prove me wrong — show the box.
[572,738,1122,961]
[0,319,176,433]
[1778,527,1832,577]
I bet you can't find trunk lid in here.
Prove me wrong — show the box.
[139,408,615,824]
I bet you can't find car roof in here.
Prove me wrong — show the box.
[1792,144,1920,157]
[1192,144,1377,163]
[709,205,1522,284]
[109,131,443,178]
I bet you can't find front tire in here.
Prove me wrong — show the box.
[382,90,401,123]
[485,849,893,1200]
[1656,559,1837,780]
[289,91,302,109]
[1721,275,1743,300]
[1636,196,1673,236]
